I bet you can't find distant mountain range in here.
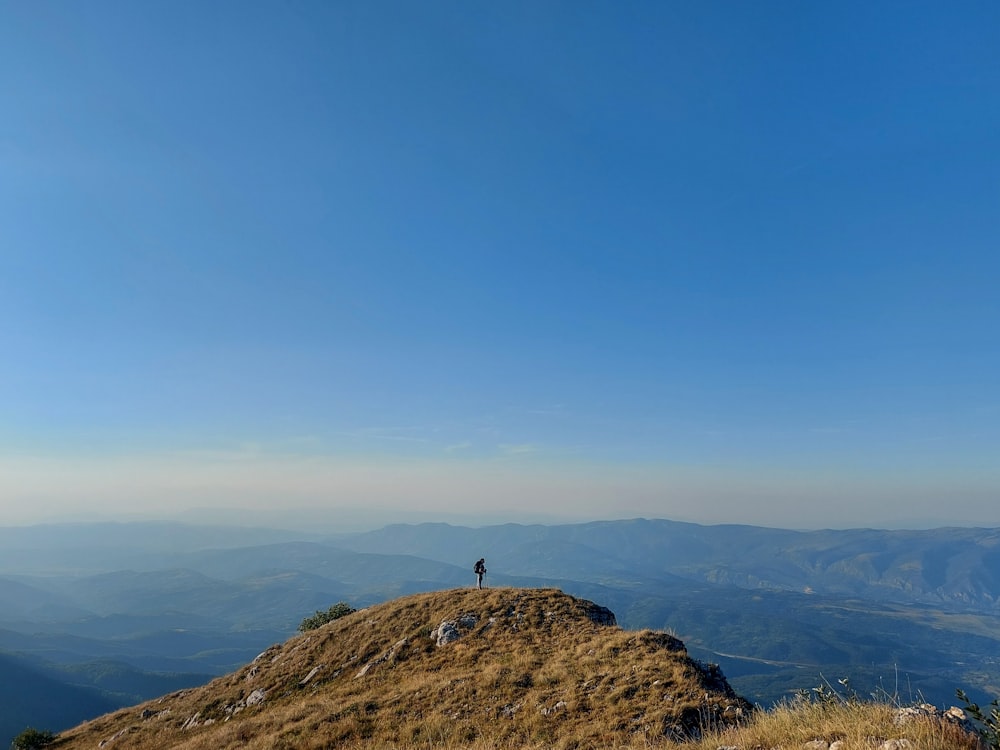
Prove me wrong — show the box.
[0,518,997,746]
[335,519,1000,610]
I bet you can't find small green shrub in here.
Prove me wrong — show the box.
[10,727,56,750]
[298,601,356,632]
[957,689,1000,750]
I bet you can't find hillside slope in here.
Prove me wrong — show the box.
[55,588,751,750]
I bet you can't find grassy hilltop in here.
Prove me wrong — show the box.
[49,588,982,750]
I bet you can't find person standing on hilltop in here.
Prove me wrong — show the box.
[474,558,486,589]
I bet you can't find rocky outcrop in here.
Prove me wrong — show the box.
[581,601,616,626]
[893,702,970,728]
[431,613,479,646]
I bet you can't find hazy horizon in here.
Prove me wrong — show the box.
[3,3,998,531]
[2,500,996,535]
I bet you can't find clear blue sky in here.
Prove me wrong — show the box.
[1,1,998,529]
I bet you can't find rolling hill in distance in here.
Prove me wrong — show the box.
[1,518,998,746]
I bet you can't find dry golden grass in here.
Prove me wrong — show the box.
[314,700,984,750]
[49,587,981,750]
[688,698,984,750]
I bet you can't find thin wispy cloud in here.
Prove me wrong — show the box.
[461,441,595,461]
[334,427,431,444]
[498,443,542,456]
[512,404,570,417]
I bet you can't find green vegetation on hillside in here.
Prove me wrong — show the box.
[957,689,1000,750]
[298,602,356,632]
[10,727,55,750]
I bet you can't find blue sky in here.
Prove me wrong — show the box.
[1,2,998,529]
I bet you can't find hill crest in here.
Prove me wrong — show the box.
[56,587,751,749]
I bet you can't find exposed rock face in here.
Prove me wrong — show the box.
[581,601,616,626]
[431,613,480,645]
[893,703,976,734]
[894,703,966,726]
[694,660,742,699]
[299,665,324,685]
[431,617,466,646]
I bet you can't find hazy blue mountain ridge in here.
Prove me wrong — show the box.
[0,522,320,575]
[0,649,212,747]
[337,519,1000,609]
[0,651,119,747]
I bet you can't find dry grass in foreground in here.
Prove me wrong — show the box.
[324,699,983,750]
[320,701,985,750]
[692,698,983,750]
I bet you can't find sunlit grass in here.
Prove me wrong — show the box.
[52,588,981,750]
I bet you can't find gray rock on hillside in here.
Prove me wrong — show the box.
[431,612,479,646]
